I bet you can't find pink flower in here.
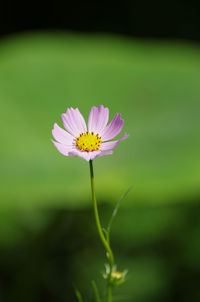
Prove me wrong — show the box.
[52,105,129,161]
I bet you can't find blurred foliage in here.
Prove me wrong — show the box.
[0,32,200,208]
[0,32,200,301]
[0,202,200,302]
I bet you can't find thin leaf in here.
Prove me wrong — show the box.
[91,280,102,302]
[107,185,133,239]
[74,287,84,302]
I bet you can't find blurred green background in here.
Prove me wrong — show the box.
[0,32,200,302]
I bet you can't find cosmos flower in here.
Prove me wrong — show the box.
[52,105,129,161]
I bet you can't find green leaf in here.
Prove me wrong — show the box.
[74,287,84,302]
[107,186,133,240]
[91,280,102,302]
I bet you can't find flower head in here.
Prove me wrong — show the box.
[52,105,129,161]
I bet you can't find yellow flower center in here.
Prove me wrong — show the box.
[75,131,102,152]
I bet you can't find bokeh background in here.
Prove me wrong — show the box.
[0,2,200,302]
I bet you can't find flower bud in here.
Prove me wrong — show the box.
[110,270,127,286]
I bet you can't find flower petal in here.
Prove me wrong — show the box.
[68,149,91,161]
[101,133,129,151]
[91,150,113,160]
[52,123,74,145]
[101,113,124,141]
[62,107,87,137]
[88,105,109,135]
[67,149,113,161]
[52,140,74,156]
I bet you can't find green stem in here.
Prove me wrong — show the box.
[107,285,112,302]
[89,160,114,302]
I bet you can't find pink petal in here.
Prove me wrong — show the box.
[52,140,74,156]
[101,133,129,151]
[52,123,74,145]
[62,107,87,137]
[68,149,91,161]
[101,113,124,141]
[67,149,113,161]
[88,105,109,135]
[91,150,113,160]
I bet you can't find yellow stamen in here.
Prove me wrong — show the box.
[75,131,102,152]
